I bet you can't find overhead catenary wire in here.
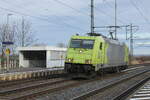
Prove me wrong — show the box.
[51,0,125,34]
[0,0,88,31]
[89,0,127,24]
[51,0,89,16]
[94,7,126,24]
[103,0,114,9]
[48,0,90,28]
[1,0,87,22]
[0,6,86,31]
[130,0,150,24]
[5,1,87,32]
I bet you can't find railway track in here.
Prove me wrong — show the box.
[0,73,67,88]
[113,78,150,100]
[127,80,150,100]
[31,66,149,100]
[72,69,150,100]
[0,65,149,100]
[45,66,149,100]
[0,72,125,100]
[0,77,105,100]
[0,78,48,88]
[0,78,72,100]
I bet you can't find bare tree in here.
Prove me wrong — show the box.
[0,24,15,43]
[0,18,37,49]
[0,23,16,51]
[15,18,37,47]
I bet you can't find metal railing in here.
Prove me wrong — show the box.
[0,58,19,71]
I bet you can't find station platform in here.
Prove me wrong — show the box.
[129,80,150,100]
[0,67,64,81]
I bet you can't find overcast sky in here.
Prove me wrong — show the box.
[0,0,150,55]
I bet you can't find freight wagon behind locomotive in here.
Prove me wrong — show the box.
[65,35,129,77]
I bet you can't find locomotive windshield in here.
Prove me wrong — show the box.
[70,39,94,49]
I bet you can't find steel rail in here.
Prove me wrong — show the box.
[72,69,150,100]
[0,78,69,95]
[0,73,68,88]
[112,76,150,100]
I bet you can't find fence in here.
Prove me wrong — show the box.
[0,57,19,71]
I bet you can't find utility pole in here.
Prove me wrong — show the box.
[130,24,133,65]
[93,0,118,38]
[91,0,95,34]
[6,14,13,69]
[22,17,25,47]
[128,24,139,65]
[114,0,117,39]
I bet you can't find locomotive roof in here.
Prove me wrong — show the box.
[102,37,125,46]
[72,35,125,46]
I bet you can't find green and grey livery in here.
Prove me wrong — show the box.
[65,35,129,75]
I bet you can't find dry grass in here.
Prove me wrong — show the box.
[132,56,150,64]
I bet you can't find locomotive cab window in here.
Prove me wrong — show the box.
[70,39,82,48]
[82,40,94,49]
[70,39,94,49]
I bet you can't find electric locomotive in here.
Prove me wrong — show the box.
[65,35,129,77]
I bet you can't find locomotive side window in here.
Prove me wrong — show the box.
[100,42,102,50]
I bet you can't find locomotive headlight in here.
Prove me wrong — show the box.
[68,58,71,62]
[85,59,92,64]
[67,58,73,62]
[79,50,82,53]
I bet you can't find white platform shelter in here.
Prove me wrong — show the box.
[17,46,67,68]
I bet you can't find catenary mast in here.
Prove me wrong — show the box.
[91,0,95,34]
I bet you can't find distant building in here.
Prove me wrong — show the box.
[17,46,67,68]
